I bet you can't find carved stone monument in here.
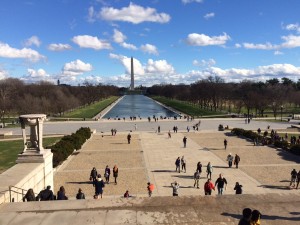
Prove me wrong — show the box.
[17,114,51,163]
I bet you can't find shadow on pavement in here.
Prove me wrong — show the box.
[258,184,290,190]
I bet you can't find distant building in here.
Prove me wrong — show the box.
[130,57,134,90]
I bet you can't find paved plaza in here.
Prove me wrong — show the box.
[1,118,300,224]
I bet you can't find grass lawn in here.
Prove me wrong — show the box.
[63,96,119,118]
[151,96,227,117]
[0,137,62,174]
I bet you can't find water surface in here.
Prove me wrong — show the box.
[103,95,178,119]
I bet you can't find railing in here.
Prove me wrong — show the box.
[8,186,38,202]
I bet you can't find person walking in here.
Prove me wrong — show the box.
[147,182,155,197]
[90,167,98,187]
[158,125,161,133]
[224,139,228,149]
[206,162,213,179]
[175,157,181,173]
[227,153,234,168]
[171,181,180,196]
[204,179,215,195]
[76,188,85,199]
[94,174,105,199]
[197,161,202,176]
[290,168,297,188]
[234,182,243,194]
[234,154,241,169]
[215,173,227,195]
[113,165,119,184]
[168,130,171,138]
[104,165,111,184]
[183,136,187,148]
[296,170,300,189]
[194,170,200,188]
[181,156,186,173]
[127,133,131,144]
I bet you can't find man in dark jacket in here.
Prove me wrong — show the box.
[37,185,54,201]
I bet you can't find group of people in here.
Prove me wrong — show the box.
[22,185,86,202]
[239,208,261,225]
[226,153,241,168]
[175,156,187,173]
[90,165,119,199]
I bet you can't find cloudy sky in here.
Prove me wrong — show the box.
[1,0,300,87]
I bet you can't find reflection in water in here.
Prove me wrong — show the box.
[103,95,179,119]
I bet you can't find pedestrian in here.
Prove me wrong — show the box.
[204,179,215,195]
[76,188,85,199]
[215,173,227,195]
[227,153,234,168]
[134,124,137,130]
[194,170,200,188]
[206,162,213,179]
[111,128,114,136]
[234,154,241,169]
[127,133,131,144]
[94,174,105,199]
[234,182,243,194]
[158,125,160,133]
[175,157,181,173]
[90,167,98,187]
[290,168,297,188]
[36,185,54,201]
[250,210,261,225]
[124,190,131,198]
[22,188,36,202]
[224,139,228,149]
[171,181,180,196]
[57,186,68,200]
[296,170,300,189]
[187,126,190,132]
[168,130,171,138]
[183,136,187,148]
[147,182,155,197]
[197,161,202,175]
[113,165,118,184]
[104,165,111,184]
[238,208,252,225]
[181,156,186,173]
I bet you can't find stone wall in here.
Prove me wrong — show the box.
[0,150,53,204]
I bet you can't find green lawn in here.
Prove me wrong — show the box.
[151,96,226,117]
[63,96,119,118]
[0,137,62,174]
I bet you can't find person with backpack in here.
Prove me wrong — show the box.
[193,170,200,188]
[204,179,215,195]
[147,182,155,197]
[175,157,181,173]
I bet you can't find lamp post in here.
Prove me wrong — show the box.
[280,105,283,121]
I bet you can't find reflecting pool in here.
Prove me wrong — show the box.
[103,95,179,119]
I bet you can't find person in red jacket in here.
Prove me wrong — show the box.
[147,182,155,197]
[204,179,215,195]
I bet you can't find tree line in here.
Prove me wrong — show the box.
[147,76,300,118]
[0,78,119,119]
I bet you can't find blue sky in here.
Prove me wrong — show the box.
[1,0,300,87]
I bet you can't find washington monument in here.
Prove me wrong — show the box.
[130,57,134,90]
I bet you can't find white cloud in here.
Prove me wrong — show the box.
[281,35,300,48]
[186,33,230,46]
[27,68,48,78]
[62,59,93,76]
[285,23,300,33]
[87,6,96,23]
[145,59,175,74]
[193,59,216,67]
[109,53,145,75]
[20,68,56,83]
[48,43,72,51]
[100,2,171,24]
[72,35,112,50]
[0,42,45,62]
[140,44,158,55]
[243,42,277,50]
[204,12,215,20]
[0,69,8,79]
[235,43,242,48]
[274,50,283,55]
[113,29,127,43]
[24,36,41,47]
[121,42,138,50]
[182,0,203,4]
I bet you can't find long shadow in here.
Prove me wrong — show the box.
[162,185,194,189]
[110,143,127,145]
[221,212,300,221]
[280,180,290,183]
[151,170,174,173]
[67,181,92,184]
[172,175,194,179]
[213,165,229,169]
[258,184,290,190]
